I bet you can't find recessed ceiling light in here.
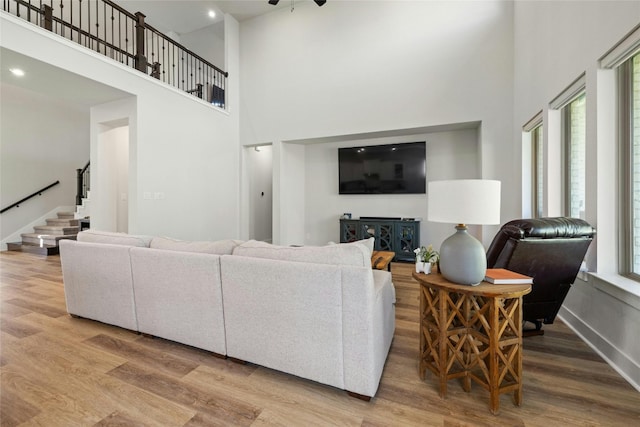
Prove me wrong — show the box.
[208,10,216,18]
[9,68,25,77]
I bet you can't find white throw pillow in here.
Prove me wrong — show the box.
[347,237,374,258]
[329,237,374,260]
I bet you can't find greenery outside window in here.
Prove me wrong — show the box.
[562,93,587,219]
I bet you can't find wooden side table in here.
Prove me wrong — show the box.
[371,250,395,271]
[413,272,531,414]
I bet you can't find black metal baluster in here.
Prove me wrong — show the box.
[94,0,99,52]
[87,0,91,50]
[78,0,83,45]
[58,1,63,37]
[102,0,106,55]
[172,44,176,87]
[189,55,193,94]
[125,15,129,66]
[109,5,113,58]
[161,37,166,82]
[70,0,73,42]
[120,12,123,63]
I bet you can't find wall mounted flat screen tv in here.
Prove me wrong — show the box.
[339,142,426,194]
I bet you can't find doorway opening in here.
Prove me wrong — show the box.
[97,122,129,233]
[248,145,273,242]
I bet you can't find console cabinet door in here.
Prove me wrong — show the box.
[360,222,394,251]
[394,221,420,261]
[339,219,360,242]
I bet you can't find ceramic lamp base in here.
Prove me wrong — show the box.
[438,225,486,286]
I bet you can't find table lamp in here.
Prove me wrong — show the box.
[427,179,501,285]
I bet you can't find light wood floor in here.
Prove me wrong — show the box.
[1,251,639,426]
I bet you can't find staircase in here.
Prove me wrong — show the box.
[75,191,91,220]
[7,212,79,255]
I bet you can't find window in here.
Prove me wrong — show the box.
[620,52,640,279]
[531,124,544,218]
[562,93,586,219]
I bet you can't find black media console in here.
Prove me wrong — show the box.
[339,217,420,262]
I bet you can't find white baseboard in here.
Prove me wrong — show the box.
[558,306,640,392]
[1,205,76,251]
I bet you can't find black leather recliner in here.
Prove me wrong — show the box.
[485,217,596,335]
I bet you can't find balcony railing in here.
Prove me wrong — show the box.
[3,0,228,107]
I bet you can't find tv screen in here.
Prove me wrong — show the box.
[338,142,426,194]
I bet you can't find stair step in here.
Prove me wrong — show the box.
[7,242,59,255]
[21,233,76,246]
[33,225,79,235]
[57,211,75,220]
[45,218,79,227]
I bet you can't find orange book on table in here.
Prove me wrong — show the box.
[484,268,533,284]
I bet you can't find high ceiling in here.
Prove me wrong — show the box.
[117,1,293,35]
[0,1,311,110]
[1,47,132,109]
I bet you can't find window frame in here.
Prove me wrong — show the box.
[618,55,640,281]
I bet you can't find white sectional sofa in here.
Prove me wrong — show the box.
[59,231,396,399]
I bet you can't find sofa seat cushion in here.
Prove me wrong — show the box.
[77,230,152,247]
[150,236,242,255]
[232,240,371,267]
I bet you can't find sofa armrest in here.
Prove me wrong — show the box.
[59,239,138,331]
[341,267,395,397]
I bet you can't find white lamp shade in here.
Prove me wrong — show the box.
[428,180,501,225]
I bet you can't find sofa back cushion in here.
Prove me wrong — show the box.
[77,230,153,247]
[232,240,371,268]
[333,237,374,259]
[150,237,242,255]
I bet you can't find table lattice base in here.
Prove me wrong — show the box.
[419,282,526,414]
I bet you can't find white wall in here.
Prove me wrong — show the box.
[180,21,225,69]
[303,128,479,247]
[513,1,640,389]
[0,82,88,243]
[1,12,241,241]
[274,142,306,246]
[239,0,515,246]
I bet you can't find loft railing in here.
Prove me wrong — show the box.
[3,0,228,107]
[0,181,60,214]
[76,161,89,205]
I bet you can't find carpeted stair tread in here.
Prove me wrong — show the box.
[57,211,75,219]
[33,225,80,235]
[21,233,77,246]
[46,218,79,226]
